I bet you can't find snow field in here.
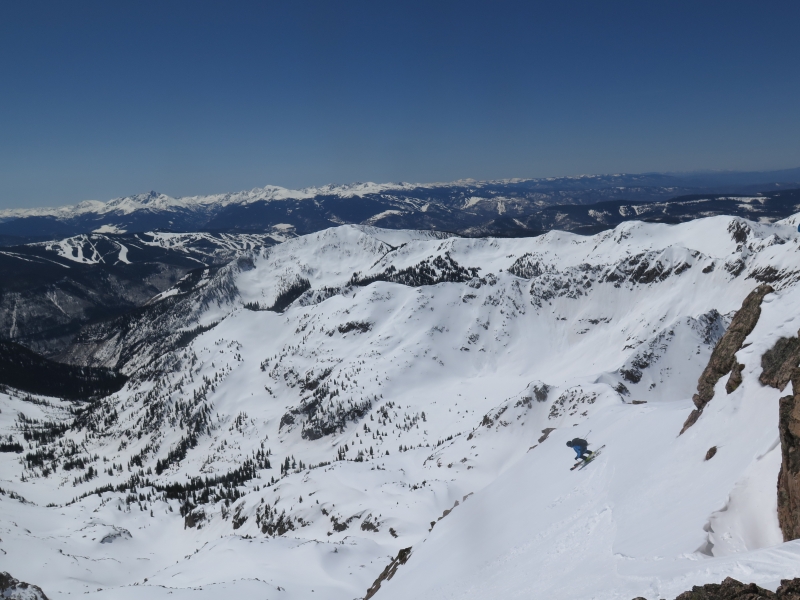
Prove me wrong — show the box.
[1,216,799,598]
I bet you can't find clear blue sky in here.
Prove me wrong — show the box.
[1,1,798,208]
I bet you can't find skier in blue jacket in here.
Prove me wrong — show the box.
[566,438,593,461]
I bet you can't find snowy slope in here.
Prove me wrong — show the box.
[0,231,287,358]
[2,215,800,599]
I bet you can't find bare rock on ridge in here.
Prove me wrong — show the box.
[776,578,800,600]
[0,572,50,600]
[655,576,800,599]
[680,284,773,434]
[674,576,775,598]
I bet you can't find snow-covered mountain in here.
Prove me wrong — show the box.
[2,213,800,599]
[2,170,800,244]
[0,231,283,357]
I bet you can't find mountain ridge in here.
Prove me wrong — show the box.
[2,168,800,244]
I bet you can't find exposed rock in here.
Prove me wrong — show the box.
[674,576,774,599]
[693,284,773,409]
[778,374,800,541]
[748,266,789,285]
[0,572,50,599]
[549,387,598,419]
[726,362,745,394]
[759,333,800,391]
[532,383,550,402]
[662,576,800,599]
[538,428,556,443]
[728,219,752,244]
[680,408,703,435]
[515,383,551,409]
[776,578,800,600]
[363,547,412,599]
[758,333,800,541]
[681,284,773,434]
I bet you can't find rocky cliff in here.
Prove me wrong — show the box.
[681,284,774,434]
[778,380,800,542]
[753,330,800,541]
[0,572,49,600]
[632,576,800,599]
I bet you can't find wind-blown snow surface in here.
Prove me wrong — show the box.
[3,216,800,599]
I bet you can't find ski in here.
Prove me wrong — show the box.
[570,444,605,470]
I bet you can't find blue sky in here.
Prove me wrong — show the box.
[0,1,798,208]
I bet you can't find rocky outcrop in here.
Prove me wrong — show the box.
[637,576,800,599]
[759,334,800,391]
[680,284,773,434]
[0,572,50,600]
[757,332,800,541]
[364,547,412,600]
[778,371,800,541]
[778,577,800,599]
[726,362,745,393]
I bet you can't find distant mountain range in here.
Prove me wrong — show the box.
[1,168,799,243]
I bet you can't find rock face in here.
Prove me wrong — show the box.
[651,576,800,600]
[726,362,745,394]
[778,371,800,541]
[364,547,412,600]
[0,572,50,600]
[760,334,800,391]
[776,579,800,600]
[757,332,800,541]
[680,284,774,434]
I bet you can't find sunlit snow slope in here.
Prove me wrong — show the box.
[2,215,800,600]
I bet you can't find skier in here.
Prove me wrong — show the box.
[566,438,593,461]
